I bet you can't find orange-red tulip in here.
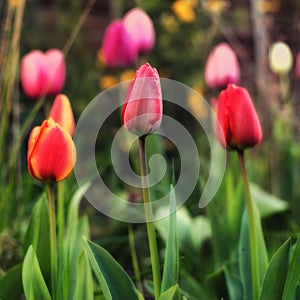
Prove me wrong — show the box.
[49,94,75,136]
[122,63,162,135]
[28,118,76,182]
[217,84,262,150]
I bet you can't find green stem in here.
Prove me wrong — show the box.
[238,151,259,300]
[138,136,161,300]
[47,183,57,300]
[57,181,65,249]
[128,224,143,294]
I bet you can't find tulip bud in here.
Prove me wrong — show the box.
[100,19,138,68]
[122,63,162,135]
[217,84,262,150]
[204,43,240,89]
[21,49,66,99]
[123,8,155,53]
[49,94,75,136]
[27,118,76,182]
[269,41,293,75]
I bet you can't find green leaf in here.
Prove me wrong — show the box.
[85,239,140,300]
[159,285,179,300]
[250,183,289,218]
[282,234,300,300]
[73,251,94,300]
[239,207,268,300]
[161,186,179,294]
[22,245,51,300]
[224,264,243,300]
[0,264,23,300]
[259,238,290,300]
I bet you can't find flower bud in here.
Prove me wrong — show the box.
[49,94,75,136]
[123,8,155,53]
[217,84,262,150]
[269,41,293,75]
[122,63,162,135]
[27,118,76,182]
[204,43,240,89]
[21,49,66,99]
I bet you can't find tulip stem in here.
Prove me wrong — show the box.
[128,224,143,294]
[238,151,259,300]
[47,183,57,300]
[57,181,65,249]
[138,136,161,300]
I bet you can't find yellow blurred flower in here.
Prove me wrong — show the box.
[160,13,179,33]
[99,75,118,90]
[202,0,230,15]
[269,41,293,75]
[172,0,196,23]
[256,0,281,14]
[188,87,208,120]
[8,0,20,8]
[120,69,135,82]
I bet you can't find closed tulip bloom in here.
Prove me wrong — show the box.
[49,94,75,136]
[21,49,66,99]
[28,118,76,182]
[217,84,262,150]
[204,43,240,89]
[101,19,138,68]
[123,8,155,53]
[269,41,292,75]
[122,63,162,135]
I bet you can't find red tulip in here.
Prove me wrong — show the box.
[100,19,138,68]
[122,63,162,135]
[123,8,155,53]
[204,43,240,89]
[27,118,76,182]
[49,94,75,136]
[21,49,66,99]
[217,84,262,150]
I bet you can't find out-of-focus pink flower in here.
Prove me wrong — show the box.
[204,43,240,89]
[295,52,300,79]
[100,19,138,68]
[122,63,162,135]
[21,49,66,100]
[123,8,155,53]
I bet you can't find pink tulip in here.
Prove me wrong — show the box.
[122,63,162,135]
[123,8,155,53]
[101,19,138,68]
[21,49,66,99]
[295,52,300,79]
[204,43,240,89]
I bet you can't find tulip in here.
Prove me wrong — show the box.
[204,43,240,89]
[295,52,300,79]
[21,49,66,99]
[49,94,75,136]
[269,41,292,75]
[123,8,155,53]
[100,19,138,68]
[217,84,262,150]
[122,63,162,135]
[28,118,76,182]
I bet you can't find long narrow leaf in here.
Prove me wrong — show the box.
[22,245,51,300]
[85,239,140,300]
[159,285,179,300]
[282,234,300,300]
[161,185,179,294]
[259,238,290,300]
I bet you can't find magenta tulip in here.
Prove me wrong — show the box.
[21,49,66,99]
[123,8,155,53]
[122,63,162,135]
[217,84,262,150]
[204,43,240,89]
[100,19,138,68]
